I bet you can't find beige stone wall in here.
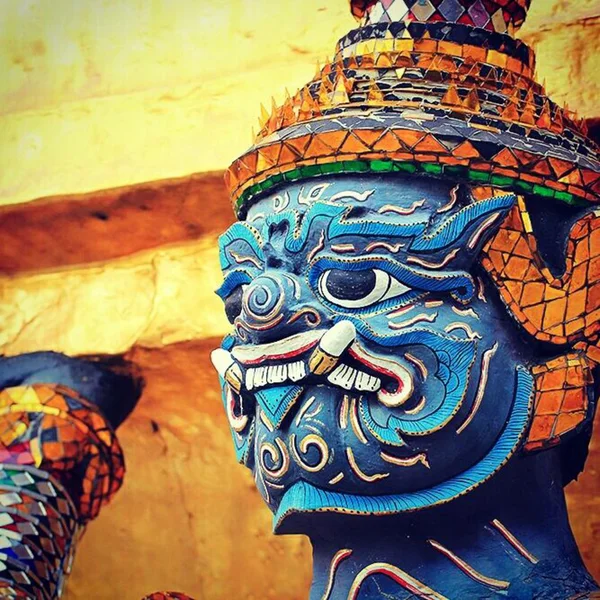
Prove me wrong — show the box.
[1,1,599,599]
[1,238,228,356]
[0,0,353,207]
[0,0,598,207]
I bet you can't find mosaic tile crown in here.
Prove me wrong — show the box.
[350,0,531,34]
[225,0,600,216]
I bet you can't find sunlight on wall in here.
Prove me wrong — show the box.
[1,0,599,206]
[0,0,353,206]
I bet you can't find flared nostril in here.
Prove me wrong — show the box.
[236,272,331,344]
[243,276,284,321]
[249,285,272,313]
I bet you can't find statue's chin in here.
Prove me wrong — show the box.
[259,367,534,533]
[251,382,446,515]
[251,380,449,509]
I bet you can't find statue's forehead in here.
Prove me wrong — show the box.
[245,175,455,220]
[220,176,516,266]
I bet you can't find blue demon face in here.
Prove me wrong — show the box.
[214,176,534,530]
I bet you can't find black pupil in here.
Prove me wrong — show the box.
[225,286,245,323]
[326,269,376,300]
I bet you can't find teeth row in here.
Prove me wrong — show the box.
[328,364,381,392]
[244,360,381,393]
[246,361,306,390]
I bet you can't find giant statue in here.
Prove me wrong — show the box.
[211,0,600,598]
[0,0,598,599]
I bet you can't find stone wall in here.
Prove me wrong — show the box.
[0,1,599,599]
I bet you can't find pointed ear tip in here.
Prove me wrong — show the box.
[500,192,518,206]
[478,191,518,208]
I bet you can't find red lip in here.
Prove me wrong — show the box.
[349,348,404,393]
[237,338,320,366]
[231,330,325,366]
[348,345,414,407]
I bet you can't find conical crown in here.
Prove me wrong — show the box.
[350,0,531,33]
[225,0,599,217]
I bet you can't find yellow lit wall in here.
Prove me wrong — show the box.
[1,0,599,206]
[0,0,352,206]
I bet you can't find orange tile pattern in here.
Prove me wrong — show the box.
[480,197,599,448]
[526,353,594,450]
[0,384,125,598]
[481,198,600,352]
[0,385,124,522]
[226,116,599,216]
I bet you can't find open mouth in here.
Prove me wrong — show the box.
[212,322,414,413]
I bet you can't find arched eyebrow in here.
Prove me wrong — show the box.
[409,194,516,252]
[215,269,253,300]
[218,222,264,270]
[264,201,429,254]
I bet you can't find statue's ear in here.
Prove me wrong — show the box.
[481,198,599,353]
[481,194,600,479]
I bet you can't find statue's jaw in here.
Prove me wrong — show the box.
[216,321,415,431]
[273,366,533,533]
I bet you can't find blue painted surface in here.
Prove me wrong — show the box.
[274,366,533,526]
[215,175,599,598]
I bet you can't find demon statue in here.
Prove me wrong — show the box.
[211,0,600,598]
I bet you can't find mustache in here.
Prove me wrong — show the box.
[211,321,414,408]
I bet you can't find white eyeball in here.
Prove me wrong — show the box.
[318,268,410,309]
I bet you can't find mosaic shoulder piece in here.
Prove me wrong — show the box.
[0,383,125,599]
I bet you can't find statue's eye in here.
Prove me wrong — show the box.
[318,269,410,309]
[224,285,246,323]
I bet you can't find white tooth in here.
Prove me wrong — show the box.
[210,348,236,378]
[327,364,346,386]
[297,362,307,379]
[339,366,356,390]
[279,367,287,382]
[320,321,356,357]
[255,367,267,388]
[289,361,305,382]
[288,363,296,380]
[366,376,381,391]
[355,371,369,391]
[269,365,284,383]
[328,364,355,390]
[210,348,244,392]
[267,366,277,384]
[246,369,256,390]
[260,367,269,387]
[337,364,349,379]
[331,364,345,376]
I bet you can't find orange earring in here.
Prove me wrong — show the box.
[477,194,599,449]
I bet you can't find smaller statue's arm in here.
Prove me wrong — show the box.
[0,352,141,599]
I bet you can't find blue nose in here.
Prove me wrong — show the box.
[244,276,283,320]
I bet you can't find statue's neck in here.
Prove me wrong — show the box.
[305,452,597,599]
